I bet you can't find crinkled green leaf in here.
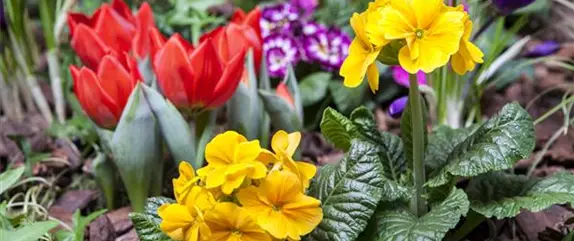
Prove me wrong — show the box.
[320,107,411,201]
[299,72,332,107]
[129,213,173,241]
[427,103,535,187]
[306,140,385,241]
[145,197,175,223]
[425,125,475,175]
[373,188,469,241]
[467,171,574,219]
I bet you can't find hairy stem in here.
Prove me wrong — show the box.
[408,73,427,216]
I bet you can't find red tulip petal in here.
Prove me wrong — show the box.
[244,7,262,39]
[97,55,137,109]
[67,13,91,36]
[70,24,113,69]
[93,5,136,53]
[226,23,262,67]
[207,48,246,108]
[189,39,223,106]
[172,33,195,55]
[149,28,167,62]
[124,53,143,87]
[154,36,195,108]
[200,27,229,62]
[111,0,135,23]
[231,8,247,23]
[73,66,121,129]
[276,82,295,108]
[133,3,154,59]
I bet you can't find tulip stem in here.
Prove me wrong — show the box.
[408,73,427,217]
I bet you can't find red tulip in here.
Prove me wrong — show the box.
[68,0,162,69]
[276,82,295,108]
[70,53,142,129]
[153,35,246,110]
[231,8,262,42]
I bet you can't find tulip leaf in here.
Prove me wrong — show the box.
[372,188,469,241]
[258,52,271,148]
[466,171,574,219]
[227,51,262,140]
[141,84,196,168]
[426,103,535,187]
[111,84,163,213]
[320,107,411,201]
[92,152,117,210]
[329,80,367,114]
[0,166,25,195]
[299,72,332,107]
[130,197,175,241]
[258,89,302,132]
[0,221,59,241]
[306,140,386,241]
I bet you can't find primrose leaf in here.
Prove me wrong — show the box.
[306,140,385,241]
[467,171,574,219]
[0,221,59,241]
[427,103,535,187]
[299,72,332,107]
[320,107,411,201]
[425,125,476,175]
[373,188,469,241]
[130,197,175,241]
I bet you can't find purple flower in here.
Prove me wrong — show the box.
[260,3,299,37]
[299,22,351,70]
[392,66,427,88]
[0,0,6,31]
[389,96,408,118]
[492,0,536,15]
[291,0,318,17]
[264,34,300,78]
[525,41,561,57]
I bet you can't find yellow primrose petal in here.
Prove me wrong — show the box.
[271,131,301,157]
[412,0,443,29]
[234,140,263,163]
[380,1,415,40]
[295,161,317,189]
[237,171,322,240]
[365,1,391,47]
[425,11,465,57]
[340,40,380,88]
[204,203,271,241]
[349,13,370,49]
[366,63,380,93]
[466,41,484,64]
[205,131,248,166]
[173,162,199,203]
[159,204,193,241]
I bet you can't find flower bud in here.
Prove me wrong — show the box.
[492,0,535,15]
[388,96,408,119]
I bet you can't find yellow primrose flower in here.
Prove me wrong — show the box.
[203,202,271,241]
[237,170,323,240]
[378,0,465,73]
[173,162,200,203]
[260,131,316,190]
[197,131,267,194]
[340,9,385,93]
[159,186,215,241]
[451,7,484,75]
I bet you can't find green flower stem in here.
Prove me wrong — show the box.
[194,109,219,168]
[408,73,427,216]
[446,210,486,241]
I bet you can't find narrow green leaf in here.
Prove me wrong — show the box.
[373,188,469,241]
[92,153,117,210]
[0,166,25,195]
[299,72,332,107]
[111,84,163,212]
[285,66,303,120]
[467,171,574,219]
[258,89,302,132]
[141,84,196,167]
[0,221,59,241]
[427,103,535,187]
[129,213,173,241]
[306,140,385,241]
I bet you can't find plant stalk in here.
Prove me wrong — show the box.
[194,109,218,167]
[47,49,65,123]
[408,73,427,216]
[16,71,37,112]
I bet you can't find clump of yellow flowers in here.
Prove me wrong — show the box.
[158,130,323,241]
[341,0,484,92]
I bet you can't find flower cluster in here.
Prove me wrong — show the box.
[68,0,260,129]
[159,131,323,241]
[260,2,351,77]
[341,0,485,92]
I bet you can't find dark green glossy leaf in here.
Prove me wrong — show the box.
[425,125,475,175]
[427,103,535,187]
[129,213,173,241]
[329,81,367,114]
[467,171,574,219]
[306,140,385,241]
[373,188,469,241]
[299,72,332,107]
